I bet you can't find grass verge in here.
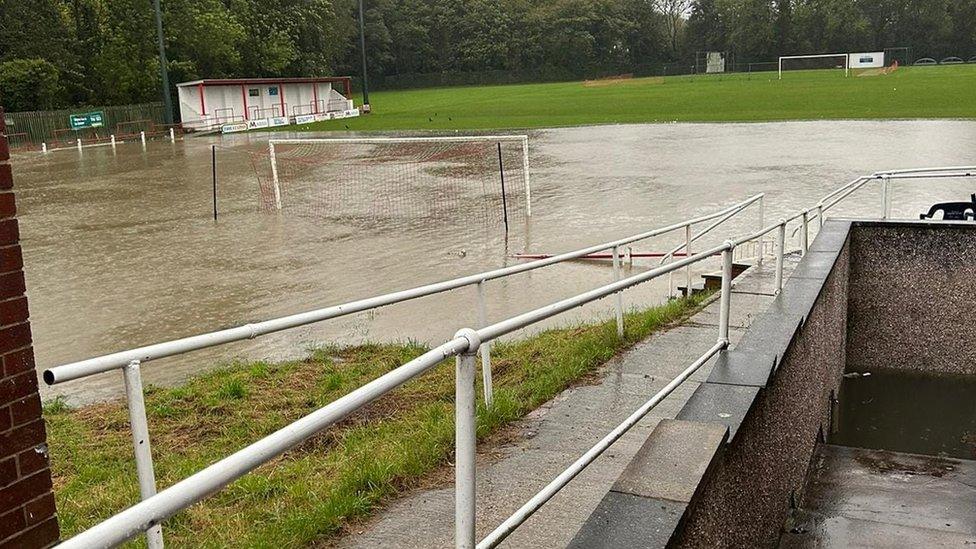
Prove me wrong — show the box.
[282,65,976,132]
[47,292,711,547]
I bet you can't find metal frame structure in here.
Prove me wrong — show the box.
[45,166,975,548]
[45,194,764,547]
[778,52,850,79]
[266,136,534,215]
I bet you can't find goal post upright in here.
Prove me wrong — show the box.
[268,141,283,210]
[521,135,531,216]
[778,52,850,80]
[266,135,533,216]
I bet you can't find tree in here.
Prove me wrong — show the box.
[0,59,64,111]
[655,0,691,57]
[774,0,794,53]
[687,0,726,52]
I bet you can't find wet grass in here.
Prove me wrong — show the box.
[46,292,711,547]
[286,65,976,132]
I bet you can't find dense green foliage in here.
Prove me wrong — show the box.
[0,0,974,112]
[48,295,709,546]
[286,65,976,132]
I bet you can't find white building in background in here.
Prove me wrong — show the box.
[176,77,358,133]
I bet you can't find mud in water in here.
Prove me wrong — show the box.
[833,368,976,460]
[11,120,976,403]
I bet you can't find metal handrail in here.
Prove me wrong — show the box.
[477,340,726,548]
[44,194,762,548]
[50,165,976,548]
[56,241,735,549]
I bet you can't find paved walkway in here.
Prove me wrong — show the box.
[334,258,798,549]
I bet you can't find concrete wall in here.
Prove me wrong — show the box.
[570,219,975,547]
[0,110,60,547]
[674,228,851,548]
[846,223,976,376]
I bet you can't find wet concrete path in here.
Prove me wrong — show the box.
[333,259,796,548]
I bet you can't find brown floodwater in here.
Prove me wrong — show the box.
[11,120,976,403]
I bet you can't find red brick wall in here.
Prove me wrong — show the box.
[0,109,60,547]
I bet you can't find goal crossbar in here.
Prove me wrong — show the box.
[266,135,532,215]
[778,53,849,79]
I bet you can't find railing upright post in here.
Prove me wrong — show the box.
[269,142,283,211]
[880,176,887,219]
[775,221,786,294]
[476,282,493,406]
[684,225,692,299]
[612,245,625,338]
[882,175,891,218]
[454,344,477,549]
[756,196,765,266]
[122,360,164,549]
[800,211,809,256]
[718,244,733,345]
[522,136,532,217]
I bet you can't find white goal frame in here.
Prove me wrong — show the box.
[267,135,532,216]
[778,53,849,80]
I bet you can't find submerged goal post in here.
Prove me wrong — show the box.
[267,135,532,216]
[778,53,849,79]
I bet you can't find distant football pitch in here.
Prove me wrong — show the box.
[289,64,976,132]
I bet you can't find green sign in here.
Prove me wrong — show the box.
[69,111,105,130]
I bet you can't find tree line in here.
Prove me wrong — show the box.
[0,0,974,112]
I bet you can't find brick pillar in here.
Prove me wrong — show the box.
[0,109,60,547]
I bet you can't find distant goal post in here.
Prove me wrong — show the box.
[265,135,532,218]
[778,53,849,79]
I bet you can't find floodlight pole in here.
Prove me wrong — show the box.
[152,0,174,124]
[358,0,371,112]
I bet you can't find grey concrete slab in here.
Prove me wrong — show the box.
[732,310,802,366]
[780,444,976,547]
[807,220,851,253]
[615,326,730,382]
[779,510,976,548]
[799,445,976,535]
[566,491,685,549]
[691,292,775,329]
[790,251,838,280]
[770,277,825,324]
[675,383,760,441]
[705,348,777,387]
[729,257,800,296]
[613,419,727,503]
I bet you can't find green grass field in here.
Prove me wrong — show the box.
[290,65,976,132]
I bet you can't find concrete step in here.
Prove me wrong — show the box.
[676,282,707,297]
[681,262,752,295]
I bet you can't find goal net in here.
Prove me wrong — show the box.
[778,53,849,79]
[251,136,532,226]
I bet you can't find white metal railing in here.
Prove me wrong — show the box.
[48,166,975,548]
[267,136,533,214]
[45,195,764,548]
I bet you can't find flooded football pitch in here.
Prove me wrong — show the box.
[12,120,976,403]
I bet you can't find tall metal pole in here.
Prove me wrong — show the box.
[497,143,509,233]
[211,145,218,221]
[152,0,174,124]
[358,0,371,111]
